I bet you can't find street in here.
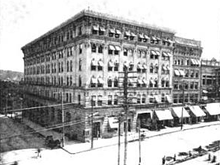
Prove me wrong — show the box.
[2,123,220,165]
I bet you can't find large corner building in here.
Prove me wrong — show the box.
[21,10,203,141]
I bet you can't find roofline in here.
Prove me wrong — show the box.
[22,9,176,49]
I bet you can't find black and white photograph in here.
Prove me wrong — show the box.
[1,0,220,164]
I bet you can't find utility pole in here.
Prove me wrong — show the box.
[118,115,121,165]
[123,66,128,165]
[61,91,65,146]
[138,118,141,165]
[91,97,94,149]
[181,81,185,130]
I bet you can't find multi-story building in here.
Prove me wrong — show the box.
[172,37,203,124]
[21,10,175,141]
[200,58,220,102]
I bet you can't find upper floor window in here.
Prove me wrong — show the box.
[108,95,112,105]
[98,45,103,53]
[79,44,83,54]
[78,26,82,35]
[109,28,115,37]
[108,60,114,71]
[97,95,102,106]
[79,59,82,71]
[92,25,98,35]
[114,95,118,105]
[91,43,96,53]
[98,60,103,71]
[115,29,121,38]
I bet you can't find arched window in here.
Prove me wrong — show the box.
[114,77,118,87]
[150,63,154,73]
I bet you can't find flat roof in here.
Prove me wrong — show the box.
[22,9,175,49]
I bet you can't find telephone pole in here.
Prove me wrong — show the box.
[91,98,94,149]
[123,66,128,165]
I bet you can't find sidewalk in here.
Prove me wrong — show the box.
[62,121,220,154]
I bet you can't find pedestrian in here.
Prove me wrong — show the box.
[188,151,192,157]
[173,154,176,161]
[36,148,41,158]
[208,153,211,161]
[60,138,64,147]
[211,155,216,163]
[162,156,166,165]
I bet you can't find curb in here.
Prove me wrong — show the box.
[62,122,220,155]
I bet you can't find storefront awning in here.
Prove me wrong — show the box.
[167,52,172,56]
[156,51,160,56]
[172,107,190,118]
[189,106,206,117]
[130,32,136,37]
[155,110,173,121]
[144,35,149,39]
[205,103,220,115]
[108,117,118,129]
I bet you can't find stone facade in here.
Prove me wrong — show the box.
[173,36,202,106]
[21,10,202,141]
[200,58,220,102]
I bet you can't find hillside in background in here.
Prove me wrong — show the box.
[0,70,23,82]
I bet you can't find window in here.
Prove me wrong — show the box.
[108,95,112,105]
[70,76,72,86]
[70,60,73,72]
[114,95,118,105]
[185,70,189,77]
[194,82,198,89]
[115,29,121,38]
[150,64,154,73]
[173,94,178,103]
[137,94,141,104]
[161,78,165,87]
[114,62,119,71]
[195,71,199,78]
[99,27,105,35]
[108,78,112,87]
[92,26,98,35]
[78,26,82,35]
[79,44,82,54]
[114,77,118,87]
[79,59,82,71]
[97,77,104,87]
[190,82,194,89]
[91,43,96,53]
[114,46,120,55]
[98,45,103,53]
[190,70,194,78]
[154,64,158,73]
[108,45,114,55]
[124,49,128,56]
[154,79,158,87]
[108,60,113,71]
[67,61,69,72]
[161,93,165,103]
[137,62,142,73]
[67,76,69,86]
[98,95,102,106]
[91,59,96,71]
[91,95,96,106]
[142,94,146,104]
[149,95,154,103]
[79,76,82,87]
[129,62,134,71]
[98,60,103,71]
[149,79,154,88]
[109,29,114,37]
[91,76,97,87]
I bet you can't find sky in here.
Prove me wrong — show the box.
[0,0,220,72]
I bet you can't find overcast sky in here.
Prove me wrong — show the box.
[0,0,220,72]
